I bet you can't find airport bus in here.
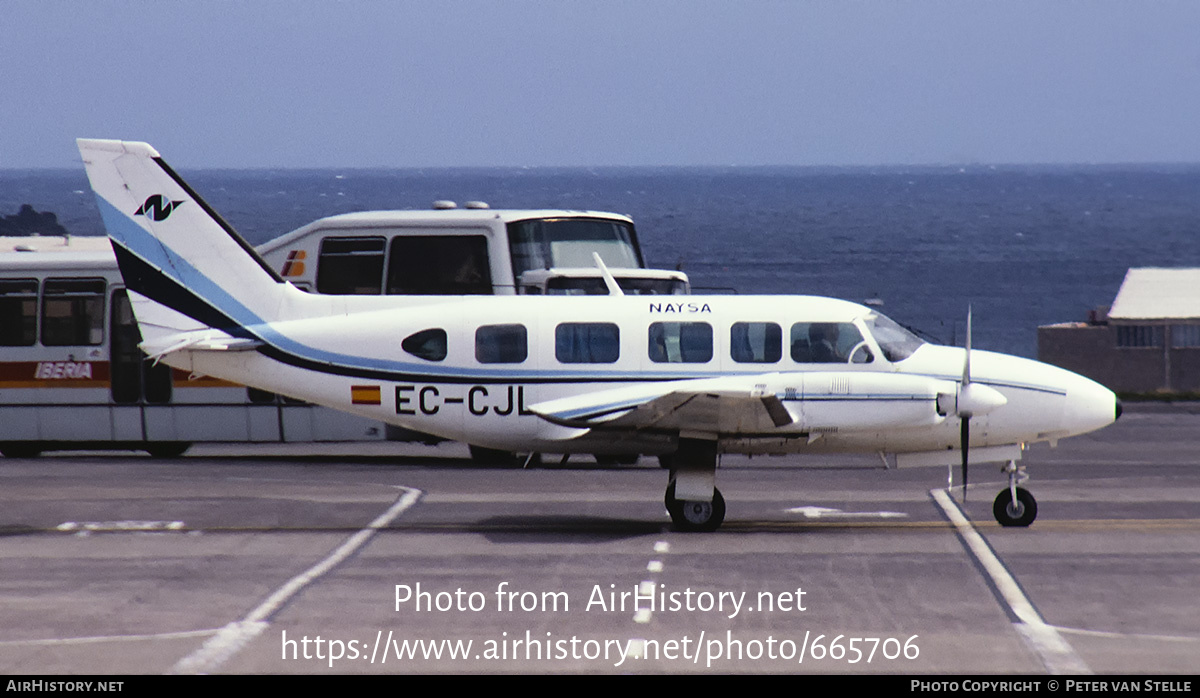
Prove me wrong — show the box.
[0,205,686,458]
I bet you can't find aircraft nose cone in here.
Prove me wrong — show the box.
[1115,399,1123,421]
[1062,375,1120,436]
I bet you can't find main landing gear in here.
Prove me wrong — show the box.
[664,439,725,532]
[992,460,1037,527]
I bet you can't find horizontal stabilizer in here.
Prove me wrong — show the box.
[141,328,263,364]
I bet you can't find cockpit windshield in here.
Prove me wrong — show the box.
[508,218,642,278]
[862,312,926,362]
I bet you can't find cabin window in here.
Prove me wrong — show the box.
[648,322,713,363]
[730,322,782,363]
[401,328,448,361]
[1116,325,1163,348]
[556,323,620,363]
[316,237,386,294]
[41,278,105,346]
[790,322,870,364]
[0,279,38,346]
[387,236,492,295]
[1172,325,1200,348]
[476,324,528,364]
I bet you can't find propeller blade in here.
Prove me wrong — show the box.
[960,416,970,500]
[962,305,972,386]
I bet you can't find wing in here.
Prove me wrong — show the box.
[529,372,956,439]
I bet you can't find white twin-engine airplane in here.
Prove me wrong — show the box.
[78,138,1121,532]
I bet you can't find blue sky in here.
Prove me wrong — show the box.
[3,1,1199,168]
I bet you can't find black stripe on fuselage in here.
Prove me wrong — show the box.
[151,157,285,283]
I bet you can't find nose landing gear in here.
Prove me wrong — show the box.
[993,460,1037,526]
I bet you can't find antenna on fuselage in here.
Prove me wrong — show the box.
[592,252,624,297]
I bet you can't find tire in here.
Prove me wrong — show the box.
[665,480,726,532]
[993,487,1037,527]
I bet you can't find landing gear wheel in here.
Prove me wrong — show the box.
[993,487,1037,527]
[665,481,726,532]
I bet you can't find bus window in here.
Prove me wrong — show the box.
[556,323,620,364]
[648,322,713,363]
[316,237,386,294]
[42,278,105,346]
[730,322,782,363]
[508,219,641,279]
[387,236,492,295]
[0,279,38,346]
[476,324,527,364]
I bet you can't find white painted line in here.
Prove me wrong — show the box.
[0,628,219,647]
[169,486,422,674]
[653,541,670,553]
[931,488,1091,675]
[786,506,907,519]
[647,560,663,573]
[633,609,652,624]
[1054,625,1200,643]
[56,520,186,532]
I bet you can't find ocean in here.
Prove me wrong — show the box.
[3,165,1200,358]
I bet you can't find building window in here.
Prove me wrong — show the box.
[556,323,619,363]
[648,322,713,364]
[730,322,782,364]
[1116,325,1163,348]
[1171,325,1200,348]
[0,279,38,346]
[476,324,527,363]
[41,278,105,346]
[317,237,386,294]
[401,328,447,361]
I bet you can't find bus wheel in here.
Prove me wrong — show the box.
[0,443,42,458]
[145,442,190,458]
[594,454,640,466]
[468,445,519,467]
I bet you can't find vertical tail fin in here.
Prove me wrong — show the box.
[77,139,285,340]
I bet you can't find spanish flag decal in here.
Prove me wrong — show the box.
[351,384,382,405]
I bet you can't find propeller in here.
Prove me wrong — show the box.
[961,307,972,500]
[952,307,1007,501]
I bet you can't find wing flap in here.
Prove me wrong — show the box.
[529,372,953,437]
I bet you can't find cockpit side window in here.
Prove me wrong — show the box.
[862,313,925,362]
[790,322,872,364]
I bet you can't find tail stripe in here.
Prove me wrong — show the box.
[94,194,267,332]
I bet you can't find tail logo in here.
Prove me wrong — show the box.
[135,195,186,222]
